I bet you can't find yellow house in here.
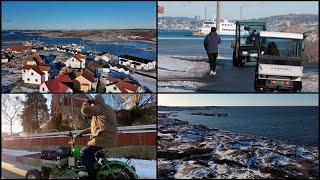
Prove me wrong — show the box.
[73,68,95,93]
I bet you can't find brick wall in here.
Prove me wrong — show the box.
[2,132,156,149]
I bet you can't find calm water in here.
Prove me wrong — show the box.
[158,30,234,59]
[2,31,156,60]
[167,106,318,147]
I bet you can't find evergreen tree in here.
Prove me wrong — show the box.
[50,94,62,131]
[21,94,49,133]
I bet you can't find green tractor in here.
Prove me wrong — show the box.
[232,21,266,67]
[20,132,138,179]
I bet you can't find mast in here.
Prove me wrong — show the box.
[216,1,221,34]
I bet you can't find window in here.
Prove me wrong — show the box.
[113,87,117,90]
[27,78,30,81]
[42,88,45,91]
[35,79,38,82]
[23,70,25,72]
[31,72,33,75]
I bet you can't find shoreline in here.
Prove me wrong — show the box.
[158,111,319,179]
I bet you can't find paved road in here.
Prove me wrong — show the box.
[160,59,257,92]
[159,58,318,92]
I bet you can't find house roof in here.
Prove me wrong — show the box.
[22,65,45,75]
[115,80,139,93]
[11,46,32,52]
[114,64,130,71]
[44,75,73,93]
[81,68,95,83]
[22,53,45,65]
[38,63,50,72]
[74,54,86,61]
[88,61,103,72]
[105,77,120,83]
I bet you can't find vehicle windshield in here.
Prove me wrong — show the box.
[260,37,301,58]
[239,25,265,46]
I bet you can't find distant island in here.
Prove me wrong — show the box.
[18,29,156,43]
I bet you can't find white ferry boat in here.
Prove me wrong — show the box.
[200,19,236,35]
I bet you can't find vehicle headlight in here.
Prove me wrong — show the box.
[241,51,248,55]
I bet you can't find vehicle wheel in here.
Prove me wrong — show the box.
[41,167,51,179]
[97,164,136,179]
[26,169,41,179]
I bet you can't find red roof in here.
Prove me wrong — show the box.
[38,64,50,72]
[44,75,72,93]
[115,80,139,93]
[105,77,120,83]
[22,65,45,75]
[11,46,32,52]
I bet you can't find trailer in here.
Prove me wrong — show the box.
[16,153,68,179]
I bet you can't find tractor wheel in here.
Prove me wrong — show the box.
[97,164,136,179]
[26,169,41,179]
[41,167,51,179]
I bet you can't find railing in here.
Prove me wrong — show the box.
[3,124,156,140]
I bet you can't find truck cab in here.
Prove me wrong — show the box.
[232,21,266,67]
[254,31,305,92]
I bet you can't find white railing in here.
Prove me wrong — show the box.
[3,124,156,140]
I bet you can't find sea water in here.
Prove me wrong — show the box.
[165,106,318,147]
[2,31,156,60]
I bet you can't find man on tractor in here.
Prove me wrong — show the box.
[78,94,118,178]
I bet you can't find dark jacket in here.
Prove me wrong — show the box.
[81,95,118,148]
[204,32,221,54]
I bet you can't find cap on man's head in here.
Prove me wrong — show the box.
[211,27,217,33]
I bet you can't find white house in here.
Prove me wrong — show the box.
[22,67,46,85]
[22,65,50,85]
[110,64,130,74]
[1,55,9,63]
[118,55,156,70]
[65,54,86,69]
[104,77,142,93]
[100,54,113,62]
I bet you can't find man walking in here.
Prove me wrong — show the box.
[204,27,221,76]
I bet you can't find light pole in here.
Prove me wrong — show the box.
[216,1,221,34]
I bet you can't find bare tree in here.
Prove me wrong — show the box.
[1,94,23,135]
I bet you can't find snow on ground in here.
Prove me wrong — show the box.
[108,158,156,179]
[2,149,156,179]
[158,81,205,92]
[131,73,156,93]
[1,67,21,87]
[158,55,209,79]
[2,149,40,157]
[302,71,319,92]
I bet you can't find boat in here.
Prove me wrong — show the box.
[199,19,236,36]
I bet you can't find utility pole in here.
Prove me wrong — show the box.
[240,5,243,20]
[216,1,221,34]
[205,7,207,20]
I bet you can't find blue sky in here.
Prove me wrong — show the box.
[2,1,156,30]
[158,94,318,106]
[159,1,318,20]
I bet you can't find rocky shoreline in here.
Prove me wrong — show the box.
[158,112,319,179]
